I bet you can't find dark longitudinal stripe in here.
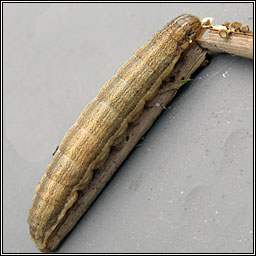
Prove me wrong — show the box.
[96,76,139,117]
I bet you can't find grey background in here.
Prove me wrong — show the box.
[3,2,254,253]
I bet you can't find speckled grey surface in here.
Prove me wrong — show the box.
[3,3,253,253]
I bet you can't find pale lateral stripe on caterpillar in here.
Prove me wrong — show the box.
[28,14,203,252]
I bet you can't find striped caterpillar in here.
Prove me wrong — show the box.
[28,14,204,252]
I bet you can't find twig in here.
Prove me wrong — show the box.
[197,27,253,59]
[44,43,208,252]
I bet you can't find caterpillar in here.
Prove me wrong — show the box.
[28,14,203,252]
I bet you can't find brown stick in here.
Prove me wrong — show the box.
[197,29,253,59]
[41,43,207,252]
